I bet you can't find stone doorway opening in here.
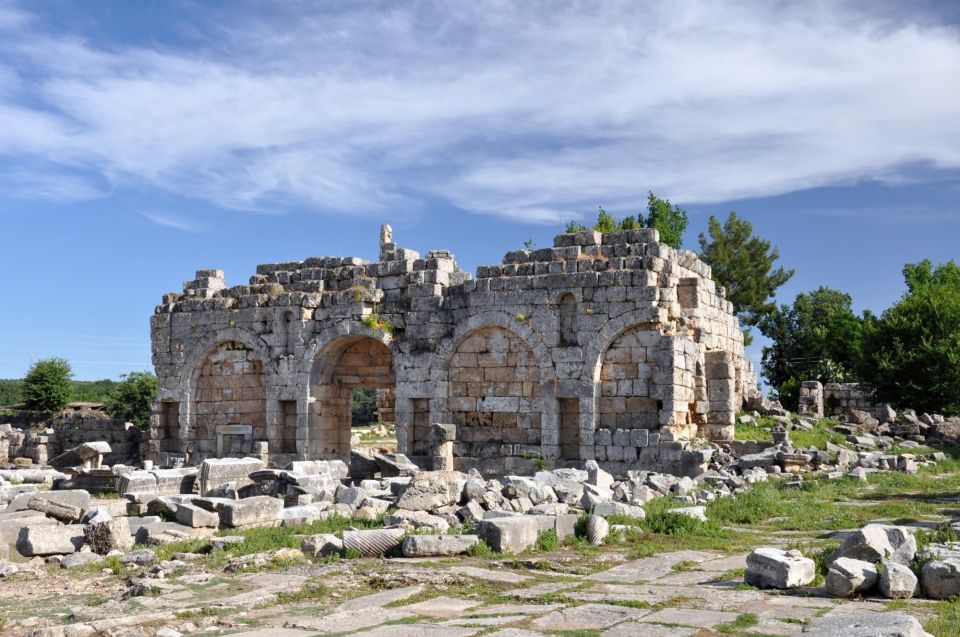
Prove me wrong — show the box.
[308,335,396,462]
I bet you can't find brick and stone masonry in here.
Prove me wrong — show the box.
[149,225,759,475]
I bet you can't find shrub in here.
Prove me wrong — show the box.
[105,372,157,428]
[22,358,73,412]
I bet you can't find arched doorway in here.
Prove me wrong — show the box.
[308,335,395,461]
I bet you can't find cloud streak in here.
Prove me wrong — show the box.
[0,1,958,223]
[140,211,201,232]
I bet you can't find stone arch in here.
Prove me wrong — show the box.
[305,323,397,462]
[445,324,544,473]
[580,308,664,384]
[170,328,277,461]
[595,323,664,432]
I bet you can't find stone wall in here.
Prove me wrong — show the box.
[798,381,891,421]
[0,412,143,466]
[150,224,760,476]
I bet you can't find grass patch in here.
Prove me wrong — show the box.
[716,612,759,633]
[274,580,330,604]
[536,530,559,552]
[926,596,960,637]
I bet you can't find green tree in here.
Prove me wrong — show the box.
[858,260,960,415]
[565,220,589,233]
[644,192,688,248]
[105,372,158,428]
[0,379,23,407]
[593,207,617,233]
[22,358,73,412]
[760,287,864,408]
[618,215,640,231]
[698,212,794,329]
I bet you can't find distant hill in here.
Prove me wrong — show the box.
[0,378,118,408]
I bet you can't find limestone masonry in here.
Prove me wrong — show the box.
[150,225,759,475]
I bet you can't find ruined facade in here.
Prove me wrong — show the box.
[150,225,758,475]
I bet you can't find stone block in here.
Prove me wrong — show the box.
[17,525,86,556]
[922,558,960,599]
[825,557,878,597]
[745,548,815,589]
[879,559,918,599]
[85,517,133,554]
[477,517,538,553]
[175,503,220,528]
[401,534,478,557]
[218,496,283,528]
[199,457,264,495]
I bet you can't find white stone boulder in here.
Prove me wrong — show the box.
[745,548,815,589]
[476,517,538,553]
[401,534,478,557]
[218,496,283,528]
[825,557,879,597]
[833,524,916,566]
[922,558,960,599]
[878,559,918,599]
[393,471,464,511]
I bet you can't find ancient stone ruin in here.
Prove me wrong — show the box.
[150,225,759,475]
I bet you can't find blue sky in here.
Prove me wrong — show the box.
[0,1,958,381]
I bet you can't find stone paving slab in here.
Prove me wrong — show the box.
[652,569,722,586]
[402,595,482,617]
[449,566,531,583]
[601,623,697,637]
[587,551,722,583]
[336,584,425,611]
[695,554,748,572]
[288,607,413,633]
[351,624,480,637]
[531,602,649,631]
[505,581,585,599]
[472,602,563,616]
[638,607,740,627]
[442,614,528,627]
[224,630,318,637]
[484,630,548,637]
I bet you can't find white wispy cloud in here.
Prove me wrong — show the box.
[0,1,958,223]
[140,211,201,232]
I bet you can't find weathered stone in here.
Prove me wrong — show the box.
[49,441,111,469]
[833,524,916,566]
[401,534,478,557]
[592,502,645,520]
[585,460,614,490]
[384,509,450,533]
[394,471,464,511]
[60,552,103,569]
[27,496,84,523]
[85,517,133,554]
[198,457,264,495]
[301,533,343,557]
[825,557,879,597]
[477,517,539,553]
[342,528,405,556]
[175,502,220,528]
[120,549,156,565]
[586,514,609,545]
[17,525,86,556]
[802,610,932,636]
[668,506,707,522]
[922,558,960,599]
[218,496,283,528]
[375,453,420,478]
[745,548,815,589]
[879,559,918,599]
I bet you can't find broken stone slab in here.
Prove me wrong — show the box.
[60,552,103,569]
[592,502,645,520]
[17,525,86,556]
[49,441,112,469]
[832,524,917,566]
[218,495,283,528]
[7,489,91,513]
[27,496,84,523]
[210,535,245,550]
[120,549,157,565]
[301,533,343,557]
[175,503,220,528]
[801,610,932,636]
[584,460,614,490]
[342,528,405,556]
[825,557,879,597]
[879,559,918,599]
[745,548,815,589]
[335,485,367,508]
[135,522,215,546]
[85,516,133,554]
[401,534,479,557]
[198,457,264,495]
[921,558,960,599]
[350,449,381,480]
[0,484,38,505]
[0,511,59,545]
[375,453,421,478]
[286,459,349,479]
[281,505,327,526]
[477,517,538,553]
[668,506,707,522]
[203,481,239,499]
[384,509,450,533]
[394,471,464,511]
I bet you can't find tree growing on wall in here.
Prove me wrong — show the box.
[698,212,794,333]
[22,358,73,412]
[644,192,688,249]
[563,194,688,248]
[760,287,864,408]
[105,371,158,428]
[858,260,960,415]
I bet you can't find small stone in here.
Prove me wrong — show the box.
[825,557,879,597]
[476,517,538,553]
[879,559,918,599]
[301,533,343,557]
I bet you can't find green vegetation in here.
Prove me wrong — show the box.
[735,416,846,450]
[698,211,793,339]
[104,371,157,428]
[859,259,960,415]
[563,192,689,248]
[716,612,759,633]
[22,358,73,412]
[351,388,378,426]
[274,579,330,604]
[760,287,864,407]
